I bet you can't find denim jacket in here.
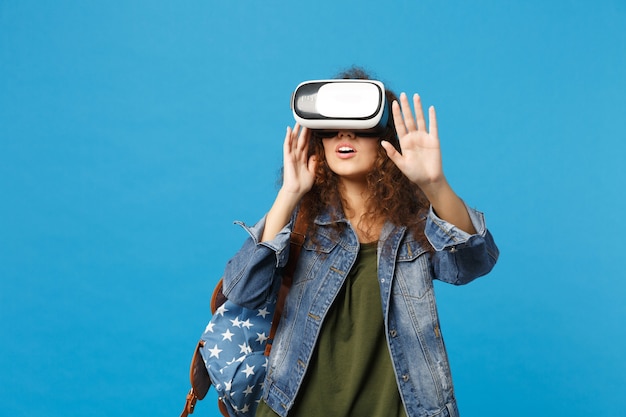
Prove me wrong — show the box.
[222,204,498,417]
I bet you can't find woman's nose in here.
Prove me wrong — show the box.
[337,130,355,138]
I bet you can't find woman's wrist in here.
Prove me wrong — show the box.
[277,186,307,208]
[418,176,451,207]
[261,188,304,242]
[419,178,477,234]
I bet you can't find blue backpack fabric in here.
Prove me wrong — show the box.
[199,295,277,416]
[180,211,306,417]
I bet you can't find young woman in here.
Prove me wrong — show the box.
[221,68,499,417]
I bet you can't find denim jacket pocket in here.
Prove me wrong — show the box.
[394,239,433,299]
[302,231,337,253]
[293,233,339,285]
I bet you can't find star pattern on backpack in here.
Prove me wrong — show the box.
[200,299,277,416]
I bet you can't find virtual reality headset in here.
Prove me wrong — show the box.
[291,79,390,134]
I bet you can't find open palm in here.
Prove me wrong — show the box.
[382,93,444,187]
[281,124,317,197]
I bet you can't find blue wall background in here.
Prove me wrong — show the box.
[1,1,625,416]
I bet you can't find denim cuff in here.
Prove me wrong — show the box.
[425,203,487,251]
[234,214,293,267]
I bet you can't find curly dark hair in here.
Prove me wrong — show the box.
[298,66,432,248]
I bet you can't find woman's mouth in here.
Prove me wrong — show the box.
[336,144,356,158]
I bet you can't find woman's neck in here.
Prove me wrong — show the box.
[338,178,383,243]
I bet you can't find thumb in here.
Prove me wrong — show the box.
[381,140,401,164]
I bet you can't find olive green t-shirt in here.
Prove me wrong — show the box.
[256,242,407,417]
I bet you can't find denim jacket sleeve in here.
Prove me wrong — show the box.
[221,213,295,310]
[425,203,499,285]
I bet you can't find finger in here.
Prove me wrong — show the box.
[392,100,408,137]
[413,94,426,132]
[284,126,293,154]
[290,123,302,153]
[296,126,309,154]
[429,106,438,138]
[293,123,302,139]
[381,140,401,164]
[400,92,417,132]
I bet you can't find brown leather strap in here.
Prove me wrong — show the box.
[285,209,307,285]
[218,400,230,417]
[210,278,226,315]
[180,388,197,417]
[190,341,210,400]
[181,340,210,416]
[264,210,307,356]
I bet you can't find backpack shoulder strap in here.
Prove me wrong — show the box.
[210,278,226,315]
[264,209,307,356]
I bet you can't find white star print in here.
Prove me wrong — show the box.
[208,344,222,359]
[255,332,268,344]
[242,364,255,378]
[242,385,254,396]
[215,304,229,317]
[201,299,281,413]
[221,329,235,341]
[257,307,270,318]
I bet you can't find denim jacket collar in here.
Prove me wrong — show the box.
[312,205,347,226]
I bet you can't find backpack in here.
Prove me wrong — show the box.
[181,213,306,417]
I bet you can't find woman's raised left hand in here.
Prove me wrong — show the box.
[381,92,445,190]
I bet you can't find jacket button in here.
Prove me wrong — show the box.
[402,374,410,382]
[390,329,398,338]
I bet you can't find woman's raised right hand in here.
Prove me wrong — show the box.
[281,123,318,198]
[260,124,318,242]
